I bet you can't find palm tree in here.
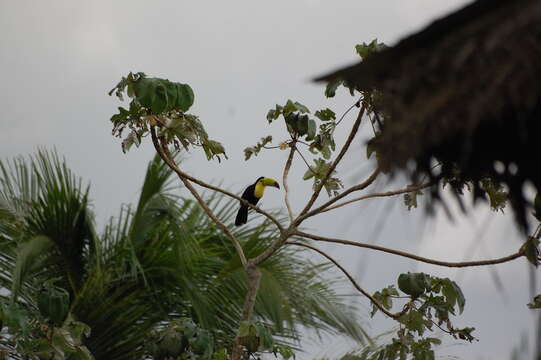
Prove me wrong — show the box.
[0,150,366,359]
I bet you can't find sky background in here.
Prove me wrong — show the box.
[0,1,537,359]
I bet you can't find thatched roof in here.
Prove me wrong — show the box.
[317,0,541,230]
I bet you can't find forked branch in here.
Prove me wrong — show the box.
[297,103,366,218]
[298,167,380,222]
[151,126,248,266]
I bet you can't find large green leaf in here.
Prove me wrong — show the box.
[134,77,194,114]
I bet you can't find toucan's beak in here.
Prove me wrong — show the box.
[273,182,280,189]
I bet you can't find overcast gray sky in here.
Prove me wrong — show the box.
[0,1,536,359]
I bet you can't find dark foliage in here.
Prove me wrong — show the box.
[316,0,541,231]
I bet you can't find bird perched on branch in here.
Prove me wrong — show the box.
[235,177,280,226]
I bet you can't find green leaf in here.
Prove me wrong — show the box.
[325,79,342,98]
[398,273,429,298]
[307,119,317,140]
[253,323,274,350]
[266,105,283,123]
[314,108,336,121]
[371,285,398,318]
[134,77,167,114]
[110,106,130,124]
[480,178,507,212]
[441,279,466,314]
[303,158,343,196]
[244,136,273,161]
[274,344,295,360]
[303,167,316,181]
[121,131,141,153]
[37,280,70,326]
[202,140,228,162]
[522,236,540,267]
[283,100,310,115]
[174,82,195,112]
[355,39,387,60]
[238,321,254,337]
[297,114,309,136]
[191,330,213,355]
[213,348,228,360]
[398,309,425,335]
[133,77,194,114]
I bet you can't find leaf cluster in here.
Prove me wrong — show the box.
[367,273,474,360]
[146,319,216,360]
[244,136,273,161]
[324,39,386,99]
[266,100,316,141]
[0,302,93,360]
[108,72,226,161]
[253,100,343,196]
[303,158,343,197]
[479,177,507,212]
[355,39,387,60]
[237,320,294,359]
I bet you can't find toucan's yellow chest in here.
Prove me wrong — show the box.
[254,181,265,198]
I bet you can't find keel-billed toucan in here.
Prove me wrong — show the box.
[235,177,280,226]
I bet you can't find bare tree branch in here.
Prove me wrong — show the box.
[151,126,248,267]
[298,103,366,218]
[283,145,296,223]
[321,181,432,213]
[294,231,525,268]
[335,97,362,127]
[231,263,262,360]
[295,147,316,176]
[287,241,403,319]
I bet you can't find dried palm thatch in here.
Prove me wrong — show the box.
[317,0,541,230]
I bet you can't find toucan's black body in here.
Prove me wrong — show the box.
[235,181,260,226]
[235,177,279,226]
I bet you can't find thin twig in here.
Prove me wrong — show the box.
[287,241,400,319]
[298,104,366,219]
[335,98,362,127]
[295,147,317,176]
[297,167,380,224]
[295,140,312,147]
[283,145,295,223]
[294,231,525,268]
[151,127,248,266]
[149,127,284,233]
[321,182,432,213]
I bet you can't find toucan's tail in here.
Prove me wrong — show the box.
[235,205,248,226]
